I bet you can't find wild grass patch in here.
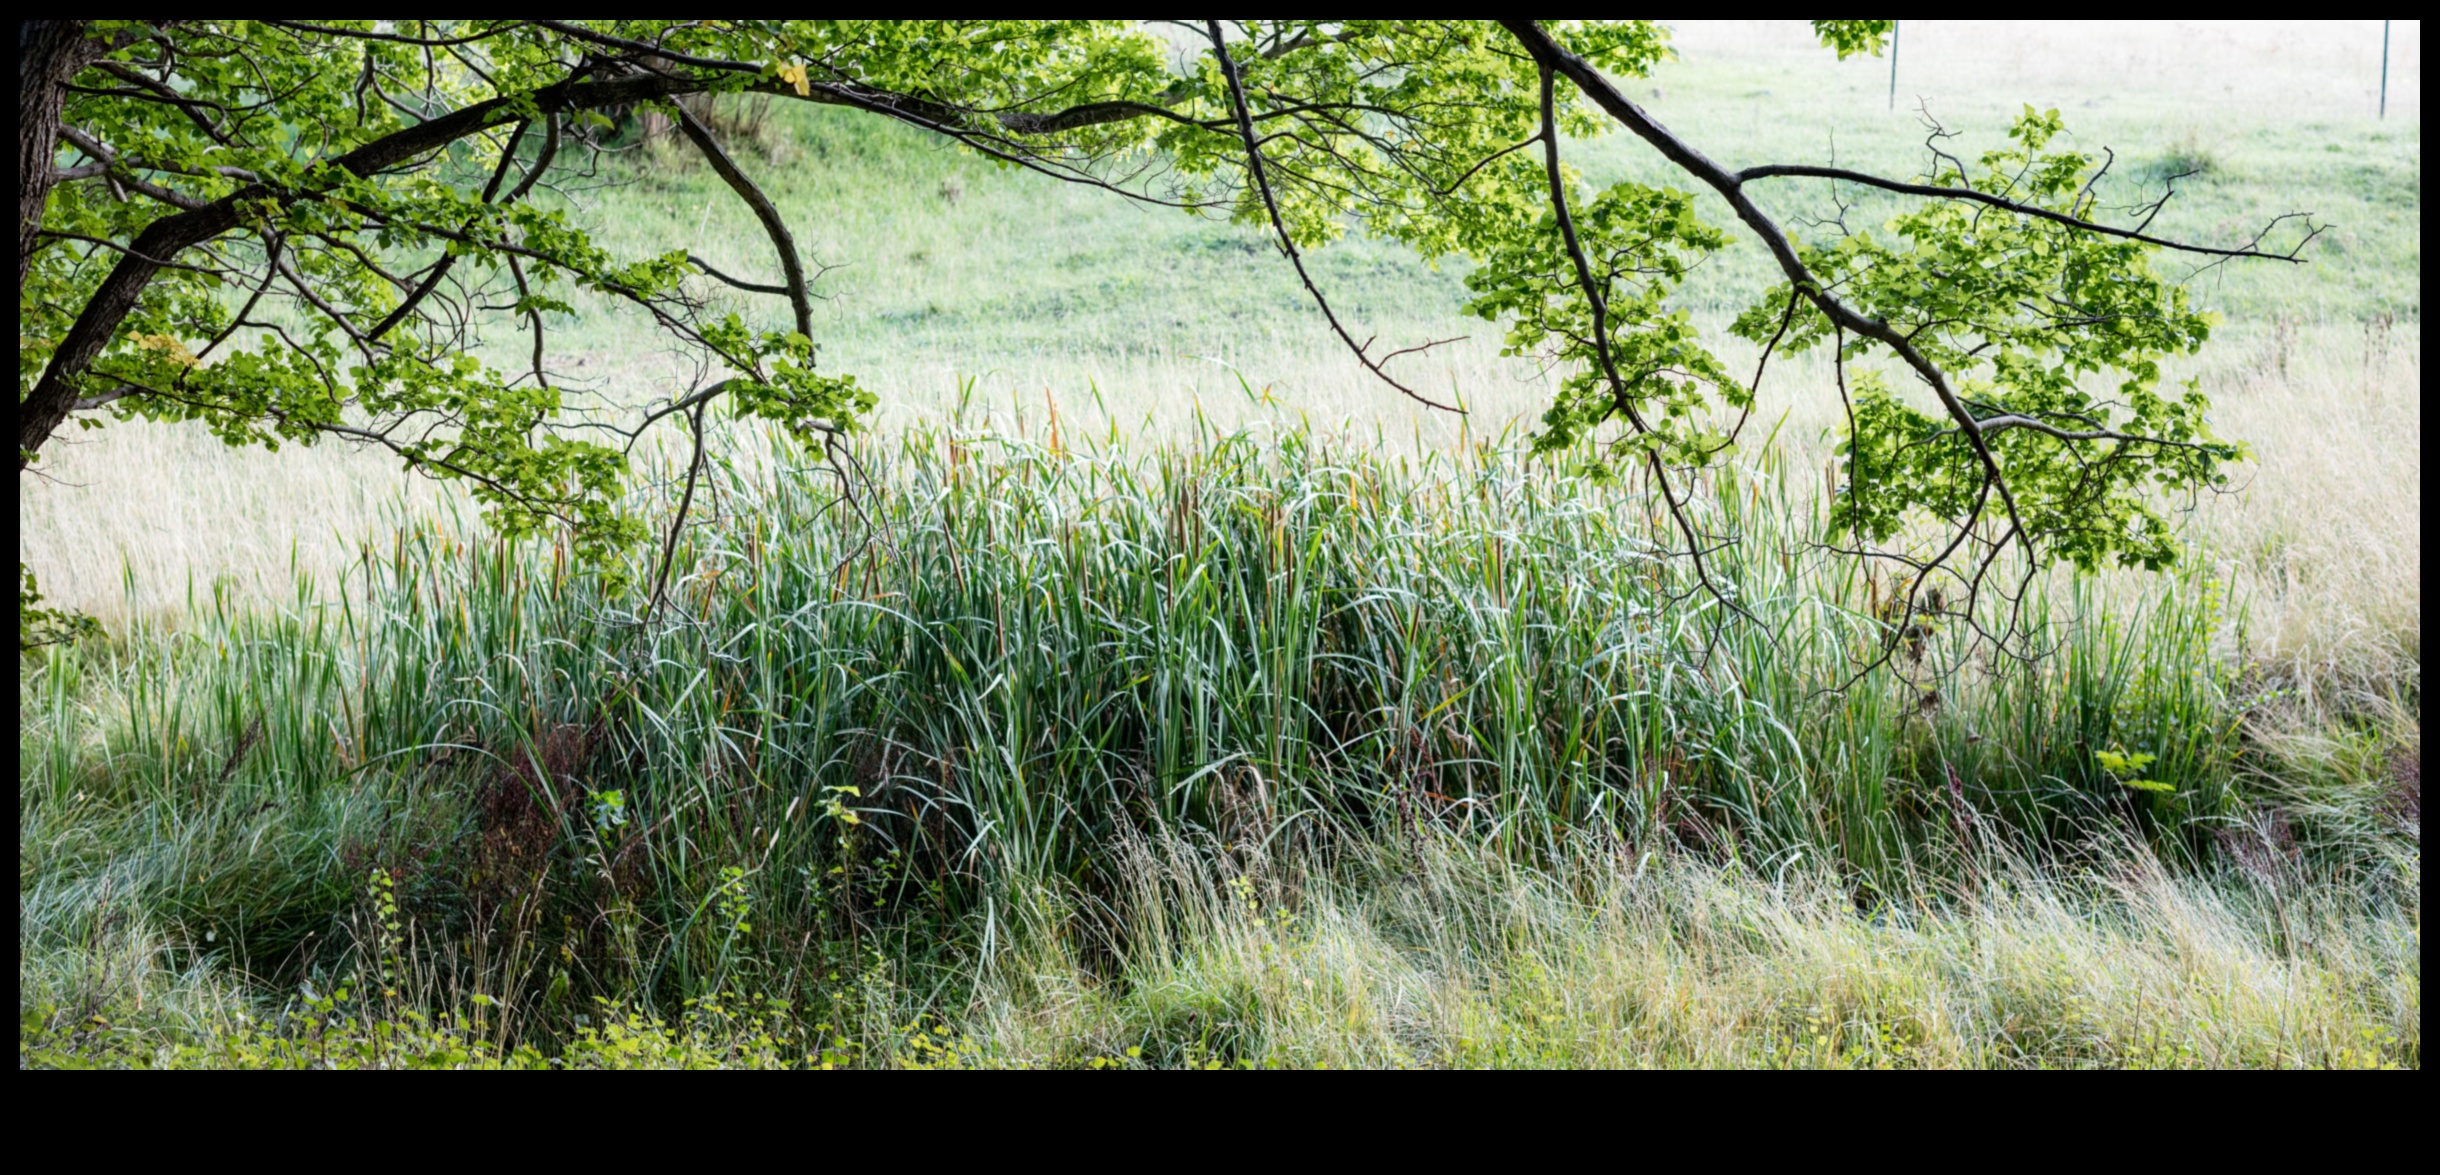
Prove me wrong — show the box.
[21,414,2419,1067]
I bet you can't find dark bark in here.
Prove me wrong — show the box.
[674,105,813,340]
[19,21,106,291]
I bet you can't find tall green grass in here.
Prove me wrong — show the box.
[29,405,2370,1050]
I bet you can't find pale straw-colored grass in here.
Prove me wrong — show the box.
[975,833,2420,1068]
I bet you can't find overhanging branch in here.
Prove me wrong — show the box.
[1499,18,2034,571]
[1736,164,2316,262]
[673,103,813,339]
[1210,20,1463,415]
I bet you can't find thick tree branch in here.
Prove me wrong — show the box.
[70,385,134,411]
[673,103,813,340]
[57,123,259,182]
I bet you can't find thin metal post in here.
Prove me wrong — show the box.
[2380,20,2390,119]
[1889,21,1901,111]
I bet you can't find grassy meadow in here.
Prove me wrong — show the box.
[19,21,2421,1068]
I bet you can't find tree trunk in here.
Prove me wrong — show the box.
[19,21,103,291]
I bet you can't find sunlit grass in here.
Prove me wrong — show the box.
[21,405,2420,1066]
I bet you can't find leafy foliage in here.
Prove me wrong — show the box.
[16,565,101,650]
[1467,181,1739,463]
[1810,20,1897,61]
[1740,109,2241,572]
[21,19,2304,651]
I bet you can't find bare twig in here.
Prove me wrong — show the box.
[1735,164,2315,262]
[648,401,712,616]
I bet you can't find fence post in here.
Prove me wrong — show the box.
[2380,19,2390,119]
[1889,21,1901,112]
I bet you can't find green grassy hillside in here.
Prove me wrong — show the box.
[562,20,2417,391]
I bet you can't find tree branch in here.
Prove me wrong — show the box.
[21,71,715,467]
[673,104,812,339]
[687,253,790,296]
[648,400,711,616]
[1499,19,2034,568]
[1532,62,1743,620]
[1209,20,1462,415]
[1735,164,2314,261]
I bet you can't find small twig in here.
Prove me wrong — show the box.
[648,401,711,616]
[687,253,791,296]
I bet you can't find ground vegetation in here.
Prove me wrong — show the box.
[19,20,2420,1068]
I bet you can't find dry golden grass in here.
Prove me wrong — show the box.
[971,833,2420,1068]
[2202,325,2421,696]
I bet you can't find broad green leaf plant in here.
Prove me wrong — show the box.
[20,20,2312,651]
